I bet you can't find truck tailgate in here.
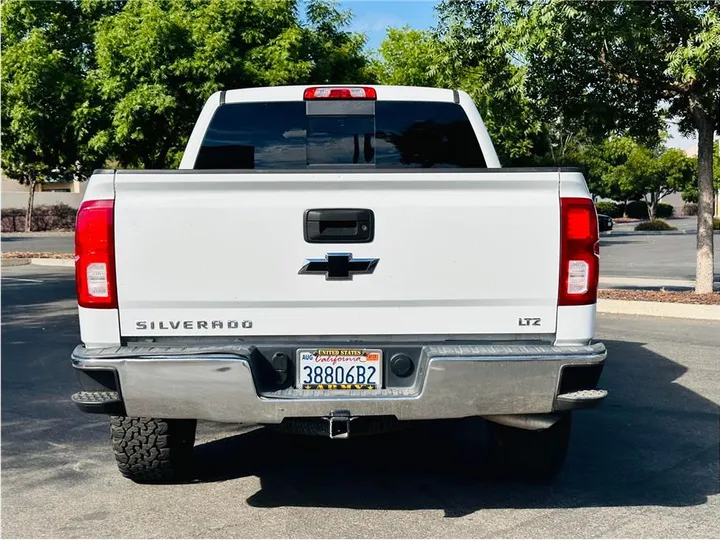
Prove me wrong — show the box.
[113,170,561,337]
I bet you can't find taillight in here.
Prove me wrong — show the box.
[75,199,117,309]
[559,197,599,306]
[303,86,377,100]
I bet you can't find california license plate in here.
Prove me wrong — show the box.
[297,349,382,390]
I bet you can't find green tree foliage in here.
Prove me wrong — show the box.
[89,0,371,169]
[570,137,697,219]
[441,0,720,292]
[370,27,444,87]
[623,146,696,220]
[567,138,646,204]
[372,22,547,165]
[1,0,120,230]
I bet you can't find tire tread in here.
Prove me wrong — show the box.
[110,416,196,483]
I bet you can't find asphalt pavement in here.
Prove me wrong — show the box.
[600,234,720,281]
[1,232,74,254]
[1,265,718,538]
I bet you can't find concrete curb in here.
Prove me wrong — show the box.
[1,259,31,267]
[1,232,74,238]
[599,276,720,290]
[29,258,74,268]
[603,230,703,237]
[1,258,73,268]
[597,298,720,321]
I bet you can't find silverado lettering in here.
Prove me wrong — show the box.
[135,320,253,330]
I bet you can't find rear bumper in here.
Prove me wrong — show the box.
[71,342,607,423]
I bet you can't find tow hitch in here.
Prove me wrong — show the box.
[325,410,355,439]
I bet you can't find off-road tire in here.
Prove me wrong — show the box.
[487,413,572,483]
[110,416,197,483]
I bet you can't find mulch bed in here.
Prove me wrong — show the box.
[599,289,720,305]
[1,251,74,260]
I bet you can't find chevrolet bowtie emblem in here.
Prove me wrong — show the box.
[298,253,379,281]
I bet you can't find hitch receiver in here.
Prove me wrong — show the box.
[326,410,355,439]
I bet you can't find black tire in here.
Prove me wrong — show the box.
[486,413,571,483]
[110,416,197,484]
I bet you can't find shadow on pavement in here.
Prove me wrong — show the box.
[192,338,719,516]
[2,270,718,518]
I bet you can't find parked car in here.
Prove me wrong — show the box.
[70,84,607,484]
[598,213,614,232]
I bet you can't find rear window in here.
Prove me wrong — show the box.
[193,100,487,169]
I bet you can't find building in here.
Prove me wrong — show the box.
[1,171,87,209]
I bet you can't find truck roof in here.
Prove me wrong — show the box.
[223,85,460,104]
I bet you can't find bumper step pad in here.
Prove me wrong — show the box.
[71,391,125,415]
[555,389,608,410]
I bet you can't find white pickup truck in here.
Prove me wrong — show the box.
[71,84,607,484]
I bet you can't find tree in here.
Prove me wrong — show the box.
[567,137,646,206]
[89,0,371,169]
[372,22,548,165]
[682,142,720,204]
[621,146,696,220]
[1,0,117,230]
[370,27,445,87]
[441,0,719,293]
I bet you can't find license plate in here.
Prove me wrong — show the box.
[296,349,382,390]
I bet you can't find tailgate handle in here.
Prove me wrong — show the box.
[304,209,374,243]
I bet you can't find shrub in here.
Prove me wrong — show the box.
[1,204,78,232]
[634,219,677,231]
[1,208,26,232]
[655,202,674,219]
[622,200,674,219]
[624,200,648,219]
[714,218,720,231]
[594,201,622,218]
[682,203,698,216]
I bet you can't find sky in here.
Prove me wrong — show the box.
[336,0,698,151]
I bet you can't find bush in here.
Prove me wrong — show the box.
[1,208,26,232]
[624,200,648,219]
[622,200,674,219]
[634,219,677,231]
[682,203,698,216]
[655,202,674,219]
[714,218,720,231]
[594,201,622,218]
[1,204,77,232]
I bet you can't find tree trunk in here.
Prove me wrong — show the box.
[694,112,715,294]
[25,175,37,233]
[646,193,657,221]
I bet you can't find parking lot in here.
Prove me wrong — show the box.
[1,264,719,538]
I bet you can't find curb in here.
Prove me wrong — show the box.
[597,298,720,321]
[602,230,719,237]
[1,232,74,237]
[30,258,74,268]
[599,276,720,290]
[1,259,31,267]
[2,258,74,268]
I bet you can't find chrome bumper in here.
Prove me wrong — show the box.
[71,342,607,423]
